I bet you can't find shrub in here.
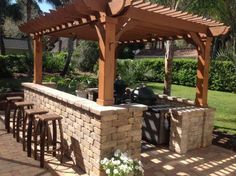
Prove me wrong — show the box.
[43,74,98,94]
[117,58,236,93]
[0,55,30,77]
[0,52,75,78]
[43,52,68,73]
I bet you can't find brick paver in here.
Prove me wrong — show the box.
[0,119,52,176]
[142,142,236,176]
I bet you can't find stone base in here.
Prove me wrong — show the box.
[169,107,215,154]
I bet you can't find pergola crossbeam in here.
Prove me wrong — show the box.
[126,7,208,34]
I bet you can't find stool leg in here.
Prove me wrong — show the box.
[27,115,33,157]
[46,123,49,152]
[34,120,40,160]
[16,107,22,142]
[12,107,17,137]
[5,102,10,132]
[40,121,46,168]
[22,114,27,151]
[58,119,64,163]
[52,120,57,157]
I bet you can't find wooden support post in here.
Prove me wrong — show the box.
[195,37,213,107]
[95,17,117,106]
[33,36,43,84]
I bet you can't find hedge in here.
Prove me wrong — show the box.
[117,58,236,93]
[0,52,72,78]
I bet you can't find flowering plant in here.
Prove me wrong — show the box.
[100,150,144,176]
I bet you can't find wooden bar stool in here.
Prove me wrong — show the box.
[13,101,34,142]
[35,114,64,168]
[5,96,23,133]
[24,109,48,156]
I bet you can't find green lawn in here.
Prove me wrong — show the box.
[147,82,236,134]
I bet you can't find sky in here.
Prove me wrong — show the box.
[12,0,53,12]
[38,2,53,12]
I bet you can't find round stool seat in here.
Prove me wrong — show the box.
[37,114,63,121]
[15,101,34,107]
[25,109,48,116]
[6,96,23,102]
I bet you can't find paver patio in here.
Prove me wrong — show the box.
[142,142,236,176]
[0,112,235,176]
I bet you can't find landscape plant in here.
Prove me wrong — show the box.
[101,150,144,176]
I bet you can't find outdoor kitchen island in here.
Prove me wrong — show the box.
[22,82,215,175]
[144,94,215,154]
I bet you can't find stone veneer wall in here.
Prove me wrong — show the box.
[22,83,147,176]
[155,94,215,154]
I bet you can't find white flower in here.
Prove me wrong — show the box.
[113,169,119,174]
[114,160,121,165]
[105,169,111,175]
[114,149,121,157]
[120,164,129,172]
[101,158,109,165]
[123,152,128,157]
[101,150,144,176]
[138,161,143,167]
[139,167,144,173]
[120,153,129,163]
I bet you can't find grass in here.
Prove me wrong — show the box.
[147,82,236,134]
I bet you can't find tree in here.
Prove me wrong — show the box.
[17,0,68,58]
[73,40,99,73]
[214,0,236,57]
[60,37,75,76]
[0,0,22,55]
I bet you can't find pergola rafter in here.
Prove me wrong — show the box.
[19,0,230,107]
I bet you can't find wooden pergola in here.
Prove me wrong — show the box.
[19,0,229,106]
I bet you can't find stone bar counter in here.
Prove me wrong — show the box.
[155,94,215,154]
[22,83,147,176]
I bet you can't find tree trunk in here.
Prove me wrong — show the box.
[163,40,174,96]
[26,0,33,60]
[60,38,74,77]
[212,37,220,59]
[0,26,6,55]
